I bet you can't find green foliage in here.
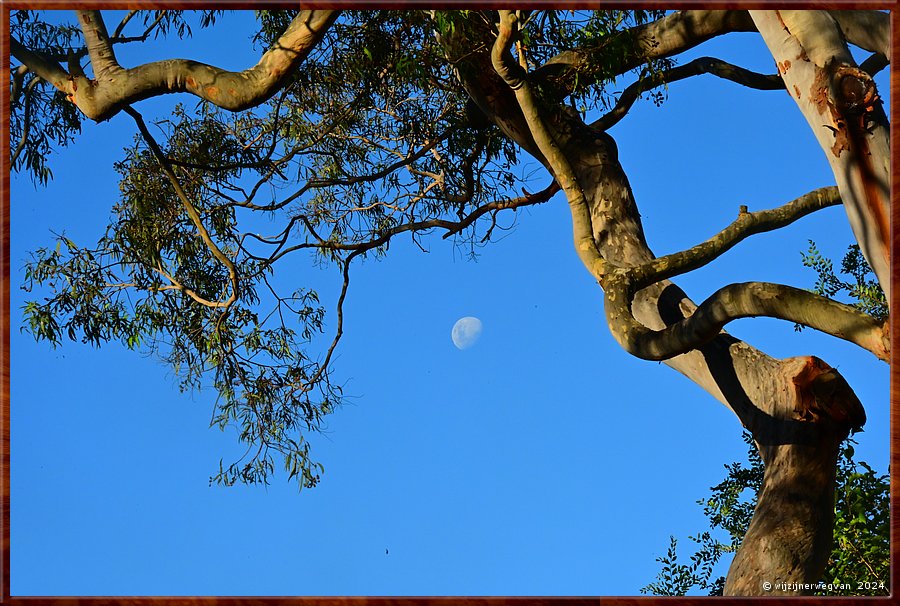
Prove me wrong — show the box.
[642,434,890,596]
[10,9,745,488]
[825,442,890,592]
[9,9,226,185]
[22,105,337,490]
[520,10,671,114]
[798,241,888,327]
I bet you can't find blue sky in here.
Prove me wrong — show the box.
[9,11,890,596]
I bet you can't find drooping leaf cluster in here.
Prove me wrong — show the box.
[22,102,338,490]
[642,434,889,596]
[10,10,84,184]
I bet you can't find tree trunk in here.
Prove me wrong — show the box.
[554,115,865,595]
[750,10,891,304]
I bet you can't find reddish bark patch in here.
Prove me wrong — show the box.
[791,356,866,429]
[793,84,801,99]
[830,121,850,158]
[777,59,791,75]
[831,67,890,259]
[809,67,831,116]
[185,76,196,89]
[205,85,219,99]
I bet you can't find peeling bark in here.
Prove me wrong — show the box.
[750,10,891,304]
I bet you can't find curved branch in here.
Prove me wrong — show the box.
[12,10,339,121]
[496,10,609,282]
[535,10,756,98]
[491,12,527,90]
[593,57,784,131]
[630,187,842,288]
[859,52,889,77]
[605,278,889,362]
[600,186,887,362]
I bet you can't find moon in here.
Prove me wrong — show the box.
[451,316,483,350]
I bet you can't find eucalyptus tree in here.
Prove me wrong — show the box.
[9,9,890,595]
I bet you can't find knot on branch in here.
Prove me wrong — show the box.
[833,65,879,115]
[789,356,866,432]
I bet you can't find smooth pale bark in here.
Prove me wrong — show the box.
[11,10,339,121]
[446,11,868,595]
[828,10,890,58]
[750,10,891,304]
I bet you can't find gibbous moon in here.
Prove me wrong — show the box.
[451,316,483,350]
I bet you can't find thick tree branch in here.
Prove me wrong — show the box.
[859,52,889,77]
[535,10,756,98]
[75,11,120,79]
[605,278,889,363]
[601,186,889,363]
[9,37,71,92]
[593,57,783,132]
[829,10,890,59]
[751,10,891,303]
[12,10,339,121]
[495,10,609,282]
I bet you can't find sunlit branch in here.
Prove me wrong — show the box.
[534,10,756,98]
[12,10,340,121]
[495,10,609,282]
[603,186,889,362]
[75,11,119,79]
[629,187,842,288]
[828,10,889,58]
[605,278,889,363]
